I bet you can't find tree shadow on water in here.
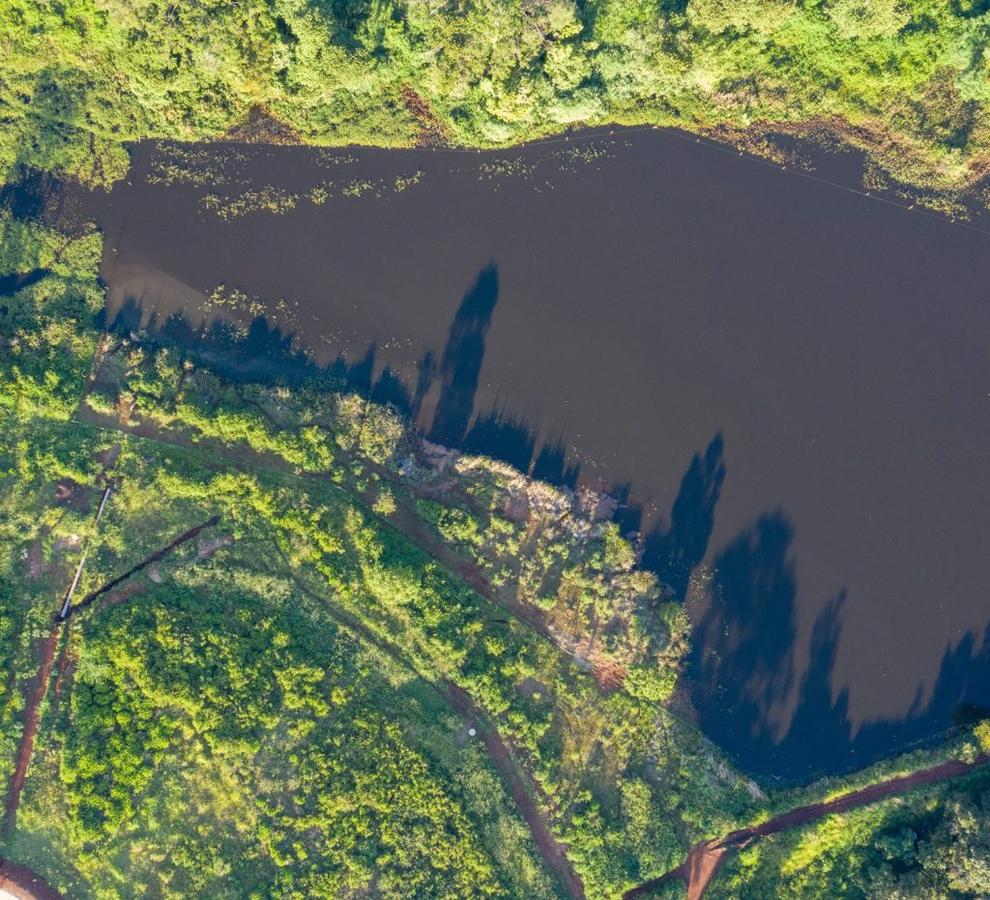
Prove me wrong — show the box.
[771,604,990,782]
[643,433,725,600]
[410,350,436,420]
[531,434,581,488]
[108,299,319,384]
[691,512,990,781]
[463,400,537,473]
[690,511,799,752]
[428,263,499,446]
[105,294,990,783]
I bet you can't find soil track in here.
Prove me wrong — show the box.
[624,753,990,899]
[69,406,590,896]
[440,680,585,899]
[1,628,62,840]
[0,859,63,900]
[361,478,624,692]
[3,452,120,841]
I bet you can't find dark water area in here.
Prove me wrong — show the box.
[75,130,990,782]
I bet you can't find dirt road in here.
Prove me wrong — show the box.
[440,680,585,899]
[282,562,585,899]
[624,753,990,899]
[1,627,62,841]
[0,859,63,900]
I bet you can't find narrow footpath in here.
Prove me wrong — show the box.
[441,680,586,900]
[77,402,624,692]
[282,563,586,900]
[0,628,61,841]
[624,753,990,900]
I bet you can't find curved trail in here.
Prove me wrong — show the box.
[69,408,590,894]
[66,406,988,900]
[440,681,585,899]
[282,563,585,899]
[624,754,990,899]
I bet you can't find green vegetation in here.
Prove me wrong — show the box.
[712,774,990,898]
[21,571,521,898]
[4,0,990,201]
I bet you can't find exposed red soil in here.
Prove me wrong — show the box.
[5,505,217,845]
[50,639,76,708]
[5,454,123,839]
[624,754,990,900]
[401,86,449,148]
[0,859,63,900]
[584,655,627,693]
[53,480,89,513]
[1,626,62,840]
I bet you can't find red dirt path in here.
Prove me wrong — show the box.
[1,626,62,840]
[624,754,990,899]
[440,680,585,899]
[0,859,63,900]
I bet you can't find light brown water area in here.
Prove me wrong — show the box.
[77,129,990,780]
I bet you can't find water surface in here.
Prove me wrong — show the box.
[78,130,990,781]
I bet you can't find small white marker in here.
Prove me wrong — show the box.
[468,727,477,737]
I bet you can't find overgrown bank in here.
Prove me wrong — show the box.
[5,0,990,205]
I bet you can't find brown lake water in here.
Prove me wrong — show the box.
[77,130,990,781]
